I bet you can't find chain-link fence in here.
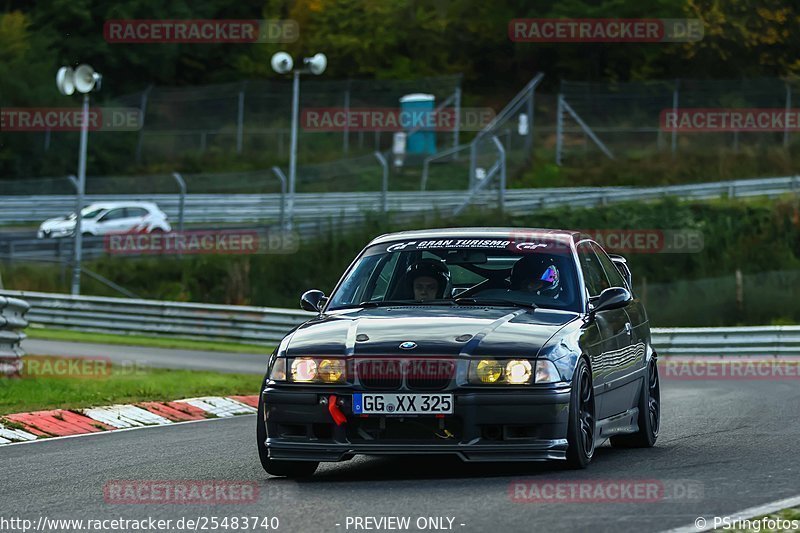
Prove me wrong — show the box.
[555,78,800,163]
[113,76,463,165]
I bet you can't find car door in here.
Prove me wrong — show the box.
[591,242,646,418]
[94,208,130,235]
[125,207,149,231]
[576,241,631,420]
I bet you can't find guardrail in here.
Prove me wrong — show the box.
[0,295,30,375]
[2,176,798,227]
[2,290,798,357]
[0,290,312,345]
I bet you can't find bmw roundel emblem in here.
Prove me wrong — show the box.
[399,341,417,350]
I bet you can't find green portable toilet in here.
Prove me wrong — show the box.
[399,93,436,154]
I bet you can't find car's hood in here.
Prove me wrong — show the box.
[40,218,77,231]
[284,306,579,358]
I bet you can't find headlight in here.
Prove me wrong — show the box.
[269,357,286,381]
[291,357,318,382]
[469,358,560,384]
[318,359,345,383]
[506,360,532,384]
[534,360,561,383]
[474,359,503,383]
[275,357,348,384]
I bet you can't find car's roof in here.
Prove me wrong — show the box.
[84,201,159,210]
[369,227,581,245]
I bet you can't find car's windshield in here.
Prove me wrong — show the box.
[65,207,106,220]
[327,238,580,312]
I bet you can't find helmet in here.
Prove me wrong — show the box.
[405,258,451,299]
[511,255,561,297]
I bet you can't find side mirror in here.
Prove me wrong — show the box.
[300,289,326,313]
[591,287,632,315]
[608,254,632,288]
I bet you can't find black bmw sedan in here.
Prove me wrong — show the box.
[257,228,660,476]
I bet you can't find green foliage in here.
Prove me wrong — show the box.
[3,197,799,326]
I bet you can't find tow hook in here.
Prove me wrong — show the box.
[327,394,347,426]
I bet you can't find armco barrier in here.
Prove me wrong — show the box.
[1,290,798,357]
[0,295,30,375]
[1,176,798,225]
[0,290,313,345]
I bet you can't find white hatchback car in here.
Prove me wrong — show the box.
[37,201,172,239]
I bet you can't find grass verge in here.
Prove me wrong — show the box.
[0,356,261,415]
[26,326,273,354]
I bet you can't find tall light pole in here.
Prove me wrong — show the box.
[56,64,102,295]
[270,51,327,229]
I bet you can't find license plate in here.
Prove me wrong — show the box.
[352,393,453,415]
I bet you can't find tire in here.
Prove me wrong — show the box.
[565,358,596,469]
[256,377,319,478]
[610,356,660,448]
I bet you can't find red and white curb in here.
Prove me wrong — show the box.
[0,395,258,445]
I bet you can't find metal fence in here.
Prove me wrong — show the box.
[554,78,800,164]
[1,175,797,227]
[0,295,30,375]
[2,290,798,357]
[19,76,463,168]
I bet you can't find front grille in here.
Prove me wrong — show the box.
[354,358,455,391]
[356,359,402,390]
[406,359,455,390]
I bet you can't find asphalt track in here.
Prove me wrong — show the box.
[2,369,799,532]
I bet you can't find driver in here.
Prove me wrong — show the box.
[510,255,561,298]
[405,259,451,301]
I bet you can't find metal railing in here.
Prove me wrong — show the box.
[2,290,798,357]
[2,176,797,228]
[0,290,311,345]
[0,295,30,375]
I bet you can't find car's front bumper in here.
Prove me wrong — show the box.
[262,386,571,462]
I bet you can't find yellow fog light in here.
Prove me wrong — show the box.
[291,357,318,382]
[476,359,503,383]
[506,360,532,384]
[318,359,345,383]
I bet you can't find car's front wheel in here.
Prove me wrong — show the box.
[610,356,660,448]
[256,377,319,478]
[565,358,595,469]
